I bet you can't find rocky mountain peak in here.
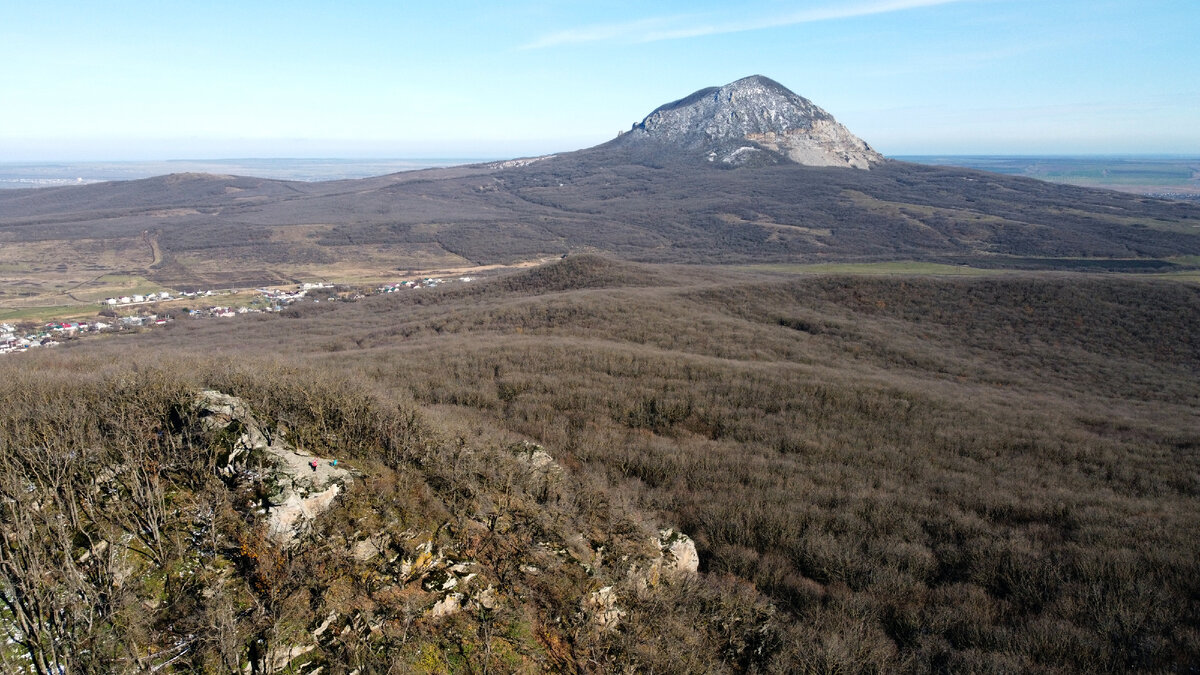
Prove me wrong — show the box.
[620,75,883,169]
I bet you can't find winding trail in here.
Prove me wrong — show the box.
[142,229,163,268]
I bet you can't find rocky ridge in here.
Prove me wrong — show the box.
[194,390,352,543]
[189,390,700,671]
[618,74,883,169]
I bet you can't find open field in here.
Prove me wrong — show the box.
[0,247,556,324]
[0,305,110,323]
[6,253,1196,326]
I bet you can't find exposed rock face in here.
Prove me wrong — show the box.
[633,528,700,589]
[619,75,882,169]
[656,528,700,578]
[193,390,352,544]
[193,390,269,469]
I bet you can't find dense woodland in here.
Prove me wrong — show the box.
[2,255,1197,672]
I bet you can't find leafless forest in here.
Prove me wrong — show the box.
[2,256,1196,672]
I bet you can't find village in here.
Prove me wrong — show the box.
[0,275,473,356]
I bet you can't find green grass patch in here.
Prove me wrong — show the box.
[60,275,172,304]
[0,305,99,323]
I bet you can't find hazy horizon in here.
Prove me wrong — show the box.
[3,1,1197,161]
[4,154,1197,195]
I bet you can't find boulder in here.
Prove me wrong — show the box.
[194,390,269,472]
[474,585,500,611]
[428,593,463,619]
[657,528,700,578]
[350,536,388,562]
[191,390,352,544]
[585,586,625,629]
[631,527,700,588]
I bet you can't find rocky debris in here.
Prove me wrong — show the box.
[312,612,338,638]
[618,74,882,169]
[429,593,463,619]
[262,644,315,673]
[192,390,352,544]
[629,528,700,590]
[350,535,389,562]
[509,440,561,478]
[507,440,563,503]
[500,460,701,631]
[268,484,342,542]
[585,586,626,629]
[396,539,438,581]
[570,527,700,629]
[475,585,500,611]
[370,535,484,619]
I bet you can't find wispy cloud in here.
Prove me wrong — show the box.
[521,0,971,49]
[853,41,1055,79]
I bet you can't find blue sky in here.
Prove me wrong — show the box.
[2,0,1197,160]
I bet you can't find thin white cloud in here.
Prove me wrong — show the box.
[854,41,1056,79]
[521,0,971,49]
[521,13,704,50]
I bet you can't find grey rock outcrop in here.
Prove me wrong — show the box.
[194,390,269,470]
[193,390,352,544]
[654,528,700,579]
[628,528,700,590]
[618,75,882,169]
[585,586,626,628]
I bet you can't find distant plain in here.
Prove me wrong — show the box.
[0,158,495,190]
[5,155,1199,195]
[898,155,1200,197]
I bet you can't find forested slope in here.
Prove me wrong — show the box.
[4,257,1196,672]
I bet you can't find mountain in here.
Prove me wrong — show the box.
[612,75,883,168]
[1,76,1199,297]
[2,79,1199,672]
